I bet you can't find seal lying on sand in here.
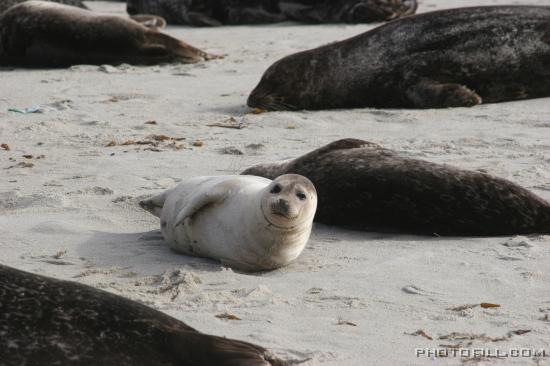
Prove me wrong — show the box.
[248,6,550,110]
[0,264,286,366]
[0,1,214,67]
[140,175,317,271]
[242,139,550,236]
[0,0,86,14]
[127,0,417,26]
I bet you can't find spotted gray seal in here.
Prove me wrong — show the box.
[127,0,417,26]
[247,6,550,110]
[0,1,215,67]
[140,174,317,271]
[242,139,550,236]
[0,264,286,366]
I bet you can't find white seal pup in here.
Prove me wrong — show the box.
[140,174,317,271]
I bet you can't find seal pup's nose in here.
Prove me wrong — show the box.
[272,198,290,216]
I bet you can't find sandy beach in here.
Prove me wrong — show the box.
[1,0,549,364]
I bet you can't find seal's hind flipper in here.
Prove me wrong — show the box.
[140,192,167,218]
[406,80,482,108]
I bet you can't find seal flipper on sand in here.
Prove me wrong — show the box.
[140,192,167,217]
[405,80,482,108]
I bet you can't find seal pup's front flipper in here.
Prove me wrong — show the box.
[405,80,482,108]
[174,186,229,228]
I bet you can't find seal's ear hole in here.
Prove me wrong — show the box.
[270,184,282,194]
[296,192,306,201]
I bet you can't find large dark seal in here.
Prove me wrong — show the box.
[0,1,215,67]
[0,0,86,14]
[126,0,417,26]
[247,6,550,110]
[0,264,286,366]
[242,139,550,236]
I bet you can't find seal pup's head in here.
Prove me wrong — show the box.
[260,174,317,230]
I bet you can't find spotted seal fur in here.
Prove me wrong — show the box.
[0,264,287,366]
[242,139,550,236]
[127,0,417,26]
[248,6,550,110]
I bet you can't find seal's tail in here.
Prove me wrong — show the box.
[143,31,219,63]
[139,192,167,217]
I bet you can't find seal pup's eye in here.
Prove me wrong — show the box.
[296,192,306,200]
[270,184,282,194]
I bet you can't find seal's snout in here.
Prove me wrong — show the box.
[271,198,295,218]
[247,88,274,110]
[247,91,261,108]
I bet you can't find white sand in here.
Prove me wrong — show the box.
[1,1,549,364]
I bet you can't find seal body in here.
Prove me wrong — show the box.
[140,175,317,271]
[242,139,550,236]
[0,0,87,14]
[248,6,550,110]
[0,264,285,366]
[127,0,417,26]
[0,1,214,67]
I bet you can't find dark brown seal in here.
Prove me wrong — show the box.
[127,0,417,26]
[242,139,550,236]
[0,264,286,366]
[0,0,86,14]
[0,1,215,67]
[248,6,550,110]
